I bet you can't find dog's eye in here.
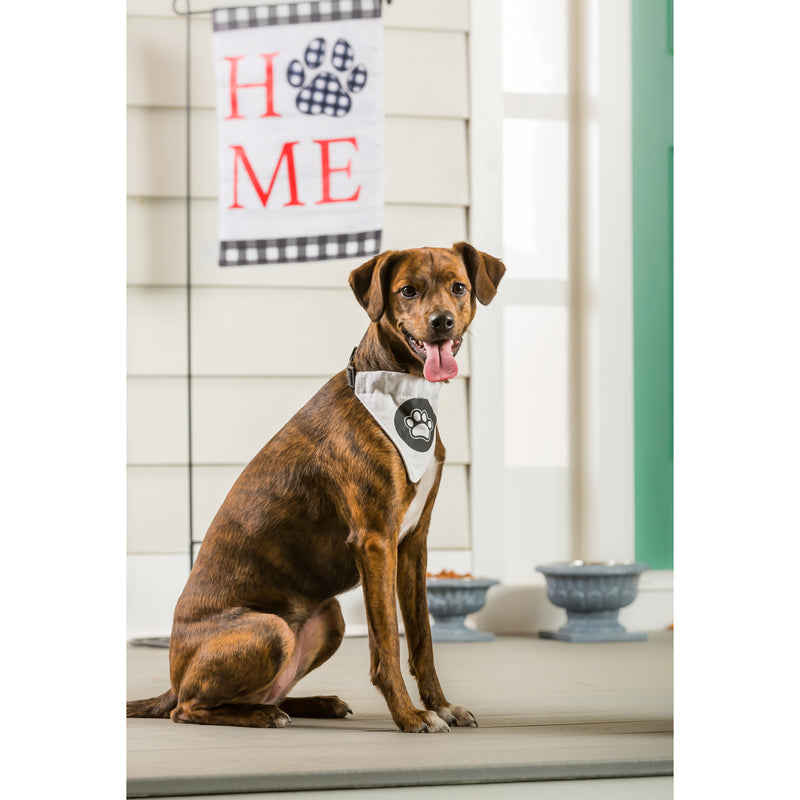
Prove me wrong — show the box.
[452,282,467,296]
[400,285,417,299]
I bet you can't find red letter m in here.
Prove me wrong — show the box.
[229,143,304,209]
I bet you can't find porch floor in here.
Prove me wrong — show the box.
[126,631,673,798]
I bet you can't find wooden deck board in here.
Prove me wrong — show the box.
[127,633,673,797]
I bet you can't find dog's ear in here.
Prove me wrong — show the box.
[452,242,506,305]
[349,250,400,321]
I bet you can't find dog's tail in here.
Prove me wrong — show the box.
[127,690,177,719]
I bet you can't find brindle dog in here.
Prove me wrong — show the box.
[127,242,505,733]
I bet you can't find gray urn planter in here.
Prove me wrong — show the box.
[426,578,499,642]
[536,561,649,642]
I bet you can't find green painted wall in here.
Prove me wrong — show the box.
[632,0,674,569]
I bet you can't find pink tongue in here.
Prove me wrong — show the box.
[423,340,458,382]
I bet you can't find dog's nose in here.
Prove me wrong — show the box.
[429,312,455,333]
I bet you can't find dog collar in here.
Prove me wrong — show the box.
[348,355,441,483]
[346,347,358,389]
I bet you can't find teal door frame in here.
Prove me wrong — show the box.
[632,0,674,569]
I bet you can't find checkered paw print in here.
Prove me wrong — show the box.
[287,37,367,117]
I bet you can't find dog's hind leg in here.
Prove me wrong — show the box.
[127,689,177,719]
[170,611,296,728]
[273,598,353,719]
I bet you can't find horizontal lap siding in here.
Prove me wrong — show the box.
[125,0,468,30]
[128,463,469,554]
[127,1,472,633]
[127,287,471,377]
[127,108,469,203]
[128,199,467,286]
[127,376,469,464]
[128,18,468,116]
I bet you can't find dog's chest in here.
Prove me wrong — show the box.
[398,457,440,542]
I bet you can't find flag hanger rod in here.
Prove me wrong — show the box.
[172,0,201,14]
[172,0,390,15]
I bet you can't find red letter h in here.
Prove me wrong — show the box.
[225,54,280,119]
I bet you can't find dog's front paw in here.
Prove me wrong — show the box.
[399,709,451,733]
[436,704,478,728]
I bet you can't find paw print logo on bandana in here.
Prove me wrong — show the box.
[394,399,437,454]
[287,37,368,117]
[405,409,433,442]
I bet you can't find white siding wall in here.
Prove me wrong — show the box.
[126,0,474,636]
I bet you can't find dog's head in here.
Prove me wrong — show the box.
[349,242,505,381]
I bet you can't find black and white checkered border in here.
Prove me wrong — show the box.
[219,231,382,266]
[213,0,382,31]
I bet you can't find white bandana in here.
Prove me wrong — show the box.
[353,371,442,483]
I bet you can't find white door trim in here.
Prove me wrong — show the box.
[467,0,506,580]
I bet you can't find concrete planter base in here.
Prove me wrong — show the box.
[426,578,499,642]
[536,562,650,643]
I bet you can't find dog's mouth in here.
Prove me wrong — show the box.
[405,332,463,382]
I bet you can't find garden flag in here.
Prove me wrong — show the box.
[212,0,384,266]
